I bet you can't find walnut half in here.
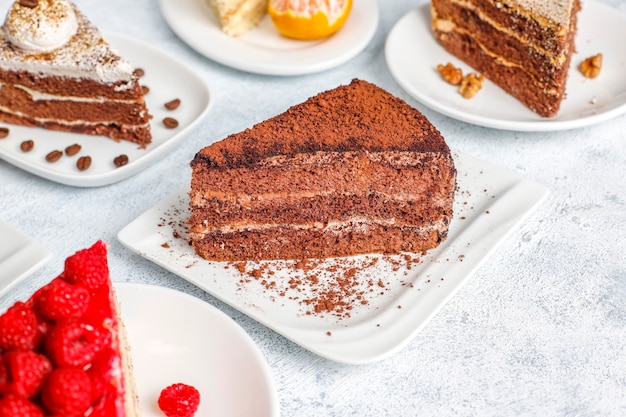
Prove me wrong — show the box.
[437,62,463,85]
[579,54,603,78]
[459,73,485,99]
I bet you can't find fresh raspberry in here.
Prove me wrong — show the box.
[0,302,41,351]
[63,240,109,292]
[87,347,116,403]
[41,367,93,416]
[0,351,52,398]
[0,395,44,417]
[158,383,201,417]
[37,278,91,322]
[45,321,109,368]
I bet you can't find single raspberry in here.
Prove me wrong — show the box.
[0,395,44,417]
[158,383,201,417]
[0,302,41,351]
[41,367,93,416]
[87,347,116,403]
[37,278,91,322]
[0,351,52,398]
[45,321,109,368]
[63,241,109,292]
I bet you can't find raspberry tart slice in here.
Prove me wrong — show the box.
[0,241,140,417]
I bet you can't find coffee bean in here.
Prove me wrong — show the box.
[141,85,150,95]
[20,140,34,152]
[163,117,179,129]
[164,98,181,110]
[0,127,9,139]
[46,150,62,163]
[77,156,92,171]
[19,0,38,8]
[114,154,129,167]
[133,68,145,77]
[65,143,81,156]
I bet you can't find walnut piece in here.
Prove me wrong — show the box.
[459,73,485,99]
[579,54,603,78]
[437,62,463,85]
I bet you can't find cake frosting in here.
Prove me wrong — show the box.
[0,0,151,146]
[4,0,78,52]
[1,1,134,85]
[189,79,456,261]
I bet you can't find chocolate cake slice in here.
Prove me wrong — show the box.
[431,0,581,117]
[0,0,151,146]
[189,79,456,261]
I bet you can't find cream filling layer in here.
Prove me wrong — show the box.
[191,216,448,236]
[193,189,451,209]
[4,83,142,104]
[0,104,150,128]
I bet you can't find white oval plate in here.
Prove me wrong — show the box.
[0,32,211,187]
[385,1,626,131]
[159,0,378,75]
[117,283,279,417]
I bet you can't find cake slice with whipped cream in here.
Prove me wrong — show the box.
[0,0,152,146]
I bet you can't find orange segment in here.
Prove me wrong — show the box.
[268,0,353,40]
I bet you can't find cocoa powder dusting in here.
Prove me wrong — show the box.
[153,173,488,321]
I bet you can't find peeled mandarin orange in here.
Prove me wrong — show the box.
[268,0,353,40]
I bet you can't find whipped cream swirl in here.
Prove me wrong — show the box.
[3,0,78,52]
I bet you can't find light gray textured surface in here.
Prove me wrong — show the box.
[1,0,625,416]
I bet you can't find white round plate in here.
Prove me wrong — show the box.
[159,0,378,75]
[0,32,211,187]
[385,1,626,131]
[117,283,279,417]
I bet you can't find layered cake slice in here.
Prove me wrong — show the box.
[0,0,152,147]
[0,241,139,416]
[207,0,269,37]
[189,79,457,261]
[431,0,581,117]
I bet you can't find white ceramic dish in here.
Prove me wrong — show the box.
[117,283,279,417]
[0,221,51,298]
[159,0,378,75]
[385,1,626,131]
[118,151,549,364]
[0,32,211,187]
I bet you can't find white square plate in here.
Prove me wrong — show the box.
[118,151,549,364]
[0,221,51,297]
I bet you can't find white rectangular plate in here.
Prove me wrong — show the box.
[0,221,52,298]
[118,151,549,364]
